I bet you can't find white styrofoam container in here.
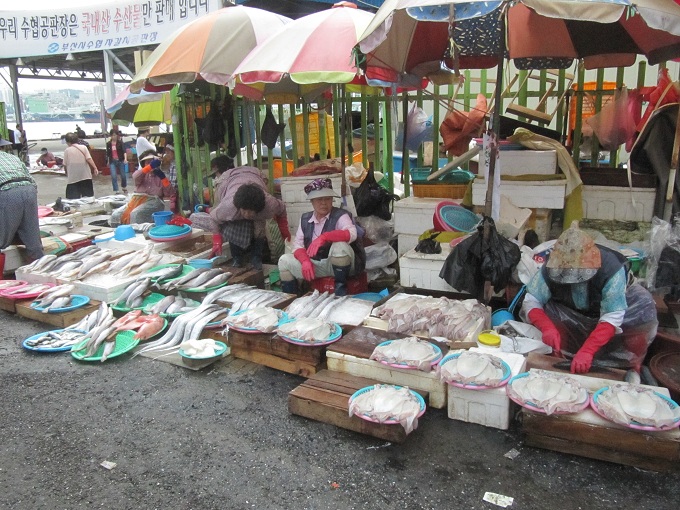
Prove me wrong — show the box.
[279,174,343,204]
[397,233,420,257]
[326,350,447,408]
[14,267,59,285]
[447,349,526,430]
[497,195,532,239]
[472,178,566,209]
[399,245,464,293]
[394,196,449,235]
[2,246,29,274]
[581,185,656,222]
[479,149,557,176]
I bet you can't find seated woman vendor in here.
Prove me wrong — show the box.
[277,178,365,297]
[520,221,658,374]
[110,150,173,227]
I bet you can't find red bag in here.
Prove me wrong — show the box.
[585,86,636,151]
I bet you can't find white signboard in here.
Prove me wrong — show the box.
[0,0,222,58]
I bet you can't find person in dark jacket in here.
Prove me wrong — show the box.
[277,178,365,296]
[105,129,128,194]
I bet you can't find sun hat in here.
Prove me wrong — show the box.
[0,139,13,147]
[545,220,601,284]
[139,150,159,162]
[304,178,339,200]
[164,144,174,152]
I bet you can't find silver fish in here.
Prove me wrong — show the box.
[43,296,71,313]
[164,267,209,289]
[193,272,230,290]
[165,298,187,315]
[125,278,151,308]
[100,339,116,362]
[146,263,184,283]
[178,268,223,289]
[150,295,176,314]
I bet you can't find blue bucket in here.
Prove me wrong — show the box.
[152,211,173,226]
[491,286,526,327]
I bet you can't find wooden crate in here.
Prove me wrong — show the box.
[15,299,102,329]
[520,365,680,472]
[289,370,428,443]
[225,329,326,377]
[326,326,448,409]
[0,296,32,313]
[412,183,468,199]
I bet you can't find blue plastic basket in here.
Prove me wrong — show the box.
[439,205,480,232]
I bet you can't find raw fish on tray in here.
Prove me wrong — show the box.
[439,351,506,386]
[370,337,440,371]
[277,318,333,342]
[349,384,423,434]
[223,307,282,333]
[507,370,588,415]
[594,384,680,429]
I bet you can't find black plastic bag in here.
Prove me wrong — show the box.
[203,100,226,149]
[415,232,442,254]
[355,169,399,221]
[260,106,286,150]
[439,216,521,295]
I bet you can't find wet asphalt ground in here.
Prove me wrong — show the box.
[1,142,677,509]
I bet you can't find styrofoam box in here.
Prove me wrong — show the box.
[497,196,532,240]
[472,178,566,209]
[286,200,343,238]
[15,267,59,285]
[479,149,557,176]
[2,246,29,274]
[326,350,447,408]
[394,196,448,235]
[581,185,656,222]
[397,233,420,257]
[399,245,465,293]
[279,174,343,204]
[447,349,527,430]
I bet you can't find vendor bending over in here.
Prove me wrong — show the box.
[190,165,289,270]
[278,178,365,296]
[521,221,657,374]
[110,150,173,227]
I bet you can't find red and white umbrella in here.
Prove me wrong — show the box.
[129,5,291,94]
[232,2,374,104]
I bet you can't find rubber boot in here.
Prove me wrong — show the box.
[281,279,299,296]
[250,237,266,271]
[332,264,351,296]
[230,243,245,268]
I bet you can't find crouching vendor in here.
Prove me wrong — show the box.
[278,178,365,296]
[110,150,173,227]
[520,221,657,374]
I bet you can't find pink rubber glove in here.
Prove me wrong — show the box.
[294,248,315,281]
[571,322,616,374]
[306,229,351,257]
[275,215,291,241]
[210,233,223,257]
[528,308,562,355]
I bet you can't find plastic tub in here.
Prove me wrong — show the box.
[152,211,173,226]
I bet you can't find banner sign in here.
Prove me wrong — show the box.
[0,0,222,58]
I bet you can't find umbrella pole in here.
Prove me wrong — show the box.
[340,84,347,196]
[665,105,680,222]
[480,11,506,303]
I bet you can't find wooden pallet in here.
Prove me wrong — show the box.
[289,370,428,443]
[206,329,326,377]
[326,326,448,409]
[0,296,32,313]
[519,368,680,472]
[15,299,101,329]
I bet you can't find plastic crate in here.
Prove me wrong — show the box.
[569,81,617,139]
[412,183,468,199]
[291,112,336,158]
[310,271,368,295]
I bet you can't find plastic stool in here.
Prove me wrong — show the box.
[310,271,368,295]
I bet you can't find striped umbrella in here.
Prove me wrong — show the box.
[232,2,374,104]
[129,5,291,94]
[106,85,171,127]
[358,0,680,83]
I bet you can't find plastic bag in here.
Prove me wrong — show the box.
[405,103,432,152]
[260,106,285,150]
[356,216,394,245]
[642,214,680,291]
[415,232,442,254]
[365,243,398,271]
[355,168,399,221]
[439,216,521,295]
[586,87,636,151]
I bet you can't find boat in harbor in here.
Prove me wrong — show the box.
[27,112,77,122]
[82,109,102,123]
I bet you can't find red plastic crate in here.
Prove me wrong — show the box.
[310,271,368,295]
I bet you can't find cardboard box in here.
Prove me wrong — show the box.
[581,185,656,222]
[446,349,526,430]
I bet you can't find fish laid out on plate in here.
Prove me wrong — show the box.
[222,307,283,333]
[113,278,152,309]
[227,289,283,316]
[145,294,200,315]
[112,310,166,340]
[438,351,507,385]
[24,329,87,349]
[276,318,333,342]
[0,280,27,291]
[285,291,354,322]
[593,384,680,429]
[370,337,441,371]
[506,370,589,415]
[160,267,231,291]
[32,284,77,311]
[2,283,53,296]
[348,384,424,434]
